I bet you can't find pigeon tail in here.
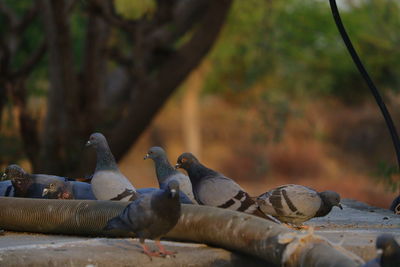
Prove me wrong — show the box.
[103,216,130,231]
[252,208,281,224]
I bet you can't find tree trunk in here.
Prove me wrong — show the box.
[182,65,205,157]
[109,0,232,161]
[0,0,233,176]
[39,0,81,174]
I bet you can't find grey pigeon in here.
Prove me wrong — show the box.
[362,234,400,267]
[4,164,68,198]
[42,180,96,200]
[256,184,342,226]
[0,180,14,197]
[137,187,193,204]
[175,152,278,222]
[144,146,197,204]
[86,133,138,201]
[104,180,181,257]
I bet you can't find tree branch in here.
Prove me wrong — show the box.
[10,41,46,79]
[146,0,210,48]
[15,4,39,34]
[86,0,137,32]
[0,0,18,28]
[106,46,133,67]
[109,0,233,160]
[0,36,10,77]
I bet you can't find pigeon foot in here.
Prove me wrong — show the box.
[284,223,309,230]
[155,240,177,257]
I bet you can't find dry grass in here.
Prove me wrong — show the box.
[120,93,399,209]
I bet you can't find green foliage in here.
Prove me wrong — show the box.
[375,161,400,192]
[114,0,156,19]
[205,0,400,102]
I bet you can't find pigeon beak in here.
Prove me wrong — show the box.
[175,163,181,169]
[42,188,49,197]
[337,203,343,210]
[85,140,91,147]
[144,153,150,160]
[170,189,177,198]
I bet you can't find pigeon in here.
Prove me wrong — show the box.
[175,152,278,222]
[137,187,193,204]
[144,146,197,204]
[104,180,181,257]
[390,195,400,214]
[4,164,69,198]
[362,234,400,267]
[256,184,342,226]
[86,133,139,201]
[42,180,96,200]
[0,180,14,197]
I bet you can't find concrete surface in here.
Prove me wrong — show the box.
[307,198,400,262]
[0,233,270,267]
[0,198,398,266]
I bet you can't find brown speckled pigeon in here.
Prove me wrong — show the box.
[362,234,400,267]
[86,133,138,201]
[144,146,197,204]
[175,152,279,222]
[42,180,96,200]
[4,164,69,198]
[104,180,181,257]
[256,184,342,226]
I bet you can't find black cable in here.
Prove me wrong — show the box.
[329,0,400,169]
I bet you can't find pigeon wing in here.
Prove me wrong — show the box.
[91,170,137,201]
[258,184,321,220]
[197,175,256,213]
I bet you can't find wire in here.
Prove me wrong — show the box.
[329,0,400,169]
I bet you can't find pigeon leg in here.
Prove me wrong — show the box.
[155,240,177,256]
[284,223,310,230]
[139,239,162,258]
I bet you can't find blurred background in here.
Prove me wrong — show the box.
[1,0,399,208]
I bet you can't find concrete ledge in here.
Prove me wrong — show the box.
[0,233,270,267]
[307,198,400,262]
[0,199,399,266]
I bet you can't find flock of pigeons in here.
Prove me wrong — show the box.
[1,132,399,265]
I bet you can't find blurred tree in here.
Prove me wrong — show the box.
[0,0,232,175]
[206,0,400,102]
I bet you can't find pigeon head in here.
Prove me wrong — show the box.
[86,132,107,148]
[42,180,72,199]
[42,181,59,197]
[144,146,167,161]
[167,180,180,198]
[319,190,342,209]
[175,153,199,170]
[376,233,400,254]
[4,164,26,180]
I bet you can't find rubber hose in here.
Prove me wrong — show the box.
[0,197,360,266]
